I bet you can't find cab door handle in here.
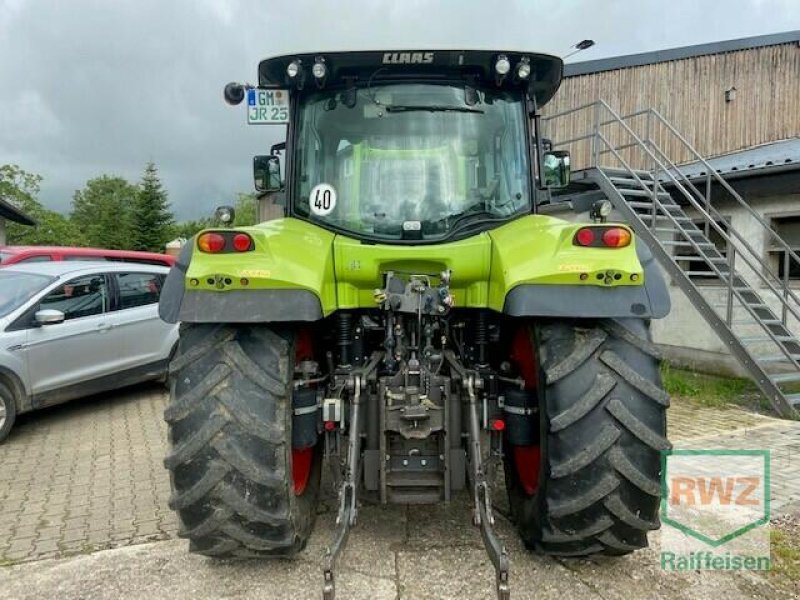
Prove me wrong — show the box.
[96,323,112,332]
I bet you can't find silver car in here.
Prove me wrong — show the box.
[0,261,179,442]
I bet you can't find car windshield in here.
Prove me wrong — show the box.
[293,83,531,241]
[0,271,54,317]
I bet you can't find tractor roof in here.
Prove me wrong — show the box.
[258,50,564,107]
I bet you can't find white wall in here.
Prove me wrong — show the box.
[543,191,800,376]
[650,192,800,375]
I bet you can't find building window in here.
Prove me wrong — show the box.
[769,215,800,281]
[677,219,729,280]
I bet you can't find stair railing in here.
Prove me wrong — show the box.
[621,107,800,325]
[542,100,800,369]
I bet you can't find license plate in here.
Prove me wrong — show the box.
[247,89,289,124]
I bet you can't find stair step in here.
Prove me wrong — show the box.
[732,318,782,325]
[638,215,688,224]
[785,393,800,406]
[684,271,730,277]
[770,372,800,384]
[609,176,656,187]
[758,355,800,364]
[662,240,715,247]
[739,335,797,343]
[602,167,654,179]
[674,255,728,262]
[619,189,673,198]
[758,354,800,363]
[638,214,690,221]
[627,201,682,210]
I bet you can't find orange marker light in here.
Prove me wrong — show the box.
[602,227,632,248]
[197,232,225,253]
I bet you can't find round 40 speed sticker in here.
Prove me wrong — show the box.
[309,183,337,217]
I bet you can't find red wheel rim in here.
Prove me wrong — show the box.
[292,328,316,496]
[513,445,541,496]
[509,326,541,496]
[292,446,314,495]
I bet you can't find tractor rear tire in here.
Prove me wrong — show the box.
[164,324,321,557]
[506,318,670,556]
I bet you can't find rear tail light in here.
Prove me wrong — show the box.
[197,232,225,253]
[232,233,254,252]
[196,231,254,253]
[575,228,595,246]
[573,226,631,248]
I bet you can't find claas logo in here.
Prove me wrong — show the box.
[669,476,760,507]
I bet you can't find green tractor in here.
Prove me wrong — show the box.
[160,50,671,599]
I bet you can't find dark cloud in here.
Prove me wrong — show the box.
[1,0,796,219]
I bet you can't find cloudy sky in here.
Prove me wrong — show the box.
[1,0,798,220]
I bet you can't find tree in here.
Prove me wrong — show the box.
[234,193,258,226]
[169,192,259,242]
[130,162,174,252]
[170,218,212,241]
[71,176,136,249]
[1,164,86,246]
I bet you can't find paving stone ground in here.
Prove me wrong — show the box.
[0,384,177,563]
[0,383,798,598]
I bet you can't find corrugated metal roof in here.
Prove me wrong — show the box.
[672,138,800,180]
[0,197,36,226]
[564,30,800,77]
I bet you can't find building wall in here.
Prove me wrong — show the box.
[650,191,800,375]
[543,191,800,376]
[543,42,800,170]
[257,192,285,223]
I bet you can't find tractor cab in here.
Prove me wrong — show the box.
[225,50,570,243]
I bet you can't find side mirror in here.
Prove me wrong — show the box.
[254,155,282,193]
[543,151,571,189]
[35,309,65,325]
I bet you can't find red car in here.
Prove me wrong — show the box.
[0,246,176,268]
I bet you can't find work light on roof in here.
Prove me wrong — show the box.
[494,55,511,76]
[312,58,327,79]
[286,60,301,78]
[516,57,531,80]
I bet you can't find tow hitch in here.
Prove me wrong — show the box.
[322,374,363,600]
[465,373,511,600]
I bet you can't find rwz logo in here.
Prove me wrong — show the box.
[382,52,434,65]
[661,449,770,548]
[669,476,760,507]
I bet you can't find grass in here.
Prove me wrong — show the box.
[770,527,800,582]
[660,363,764,409]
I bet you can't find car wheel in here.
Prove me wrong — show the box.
[0,381,18,443]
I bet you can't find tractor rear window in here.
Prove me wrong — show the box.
[293,83,531,241]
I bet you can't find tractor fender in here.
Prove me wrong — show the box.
[159,241,324,324]
[503,240,670,319]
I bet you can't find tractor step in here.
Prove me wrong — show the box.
[386,471,445,504]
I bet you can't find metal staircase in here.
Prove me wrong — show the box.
[542,100,800,417]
